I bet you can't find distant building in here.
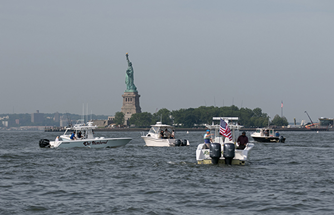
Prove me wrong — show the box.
[92,119,108,128]
[92,117,114,128]
[31,110,44,123]
[60,116,69,127]
[15,119,19,124]
[2,121,8,127]
[319,117,334,126]
[0,116,9,120]
[54,112,60,122]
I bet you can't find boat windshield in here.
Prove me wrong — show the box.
[149,126,159,134]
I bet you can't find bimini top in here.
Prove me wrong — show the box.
[207,117,243,130]
[148,122,174,135]
[150,122,174,128]
[72,122,97,131]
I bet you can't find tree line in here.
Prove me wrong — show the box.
[114,106,289,128]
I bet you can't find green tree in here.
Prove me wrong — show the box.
[152,108,172,125]
[129,112,152,127]
[271,114,289,126]
[171,108,200,127]
[114,112,125,126]
[252,107,263,117]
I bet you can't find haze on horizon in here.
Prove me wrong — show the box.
[1,0,333,123]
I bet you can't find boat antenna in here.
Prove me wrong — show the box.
[82,103,84,124]
[160,114,162,123]
[86,103,88,124]
[66,113,72,128]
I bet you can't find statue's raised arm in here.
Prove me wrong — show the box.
[126,53,131,66]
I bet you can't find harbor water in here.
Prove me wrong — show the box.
[1,130,334,214]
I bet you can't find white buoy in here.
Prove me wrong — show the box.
[187,131,189,134]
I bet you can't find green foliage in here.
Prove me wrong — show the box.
[129,112,152,127]
[114,112,125,125]
[0,107,286,128]
[271,114,289,126]
[152,108,173,125]
[169,106,271,128]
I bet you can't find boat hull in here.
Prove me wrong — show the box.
[196,143,254,165]
[251,136,285,143]
[49,138,132,148]
[197,159,246,165]
[141,136,189,147]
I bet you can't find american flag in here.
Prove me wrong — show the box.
[219,118,232,141]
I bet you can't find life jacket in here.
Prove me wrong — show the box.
[204,134,211,143]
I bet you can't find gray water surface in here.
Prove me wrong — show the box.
[1,130,334,214]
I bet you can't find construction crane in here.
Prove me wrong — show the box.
[304,111,315,128]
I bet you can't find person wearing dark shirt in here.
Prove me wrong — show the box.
[77,131,82,139]
[264,129,269,136]
[160,130,164,139]
[237,131,248,150]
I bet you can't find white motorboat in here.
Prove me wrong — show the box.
[196,117,254,165]
[251,128,285,143]
[39,122,132,148]
[141,122,190,147]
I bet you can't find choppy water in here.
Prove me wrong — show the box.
[1,130,334,214]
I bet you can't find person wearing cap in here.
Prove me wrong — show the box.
[237,131,248,150]
[203,129,213,148]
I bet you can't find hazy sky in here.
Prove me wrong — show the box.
[1,0,334,123]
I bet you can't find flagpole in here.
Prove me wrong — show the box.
[281,101,283,117]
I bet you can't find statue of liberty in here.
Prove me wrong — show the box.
[125,53,137,92]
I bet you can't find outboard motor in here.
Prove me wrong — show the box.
[279,136,285,143]
[223,143,235,165]
[39,139,50,148]
[181,139,188,146]
[210,143,221,164]
[174,139,181,146]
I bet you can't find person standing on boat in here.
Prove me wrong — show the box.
[203,130,213,148]
[164,129,170,139]
[237,131,248,150]
[171,130,175,139]
[275,131,280,137]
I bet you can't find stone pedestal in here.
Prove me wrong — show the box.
[121,92,141,125]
